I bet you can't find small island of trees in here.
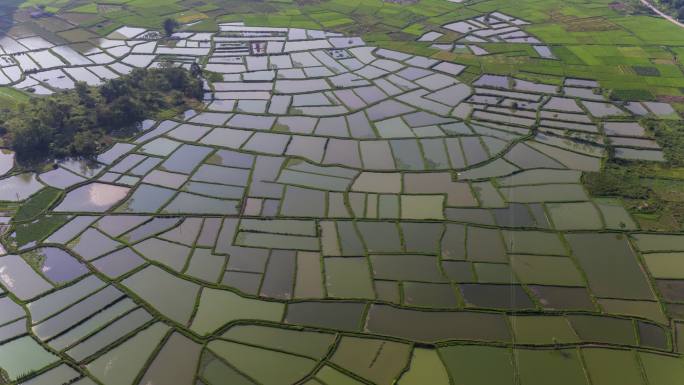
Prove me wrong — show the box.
[0,64,204,164]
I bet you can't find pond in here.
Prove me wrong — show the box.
[115,184,175,213]
[0,255,53,300]
[65,308,152,362]
[0,149,14,176]
[86,323,169,385]
[0,336,58,381]
[31,247,88,284]
[0,173,44,201]
[122,266,199,324]
[161,145,213,174]
[365,304,511,342]
[566,233,654,300]
[54,183,129,212]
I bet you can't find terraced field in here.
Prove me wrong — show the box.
[0,0,683,384]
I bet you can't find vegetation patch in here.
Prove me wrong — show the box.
[69,3,98,14]
[610,88,655,101]
[202,70,224,83]
[0,65,203,164]
[0,87,30,111]
[646,119,684,166]
[14,187,61,222]
[550,12,620,32]
[10,214,69,248]
[584,164,652,201]
[633,66,661,77]
[659,0,684,20]
[584,119,684,230]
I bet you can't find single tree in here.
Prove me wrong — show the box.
[163,18,180,37]
[190,62,202,78]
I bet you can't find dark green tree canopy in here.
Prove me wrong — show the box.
[163,18,180,36]
[0,66,203,164]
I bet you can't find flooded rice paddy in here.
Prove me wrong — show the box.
[0,13,680,385]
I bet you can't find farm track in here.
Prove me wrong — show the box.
[639,0,684,28]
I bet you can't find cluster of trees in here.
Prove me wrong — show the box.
[584,163,662,216]
[644,118,684,166]
[661,0,684,20]
[0,64,203,163]
[584,164,650,199]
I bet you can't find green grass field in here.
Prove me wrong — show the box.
[13,187,61,222]
[0,87,31,110]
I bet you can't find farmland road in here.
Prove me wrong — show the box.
[639,0,684,28]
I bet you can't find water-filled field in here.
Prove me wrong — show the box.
[0,1,683,383]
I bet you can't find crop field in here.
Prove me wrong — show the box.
[0,0,682,384]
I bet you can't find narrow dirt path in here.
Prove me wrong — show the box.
[639,0,684,28]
